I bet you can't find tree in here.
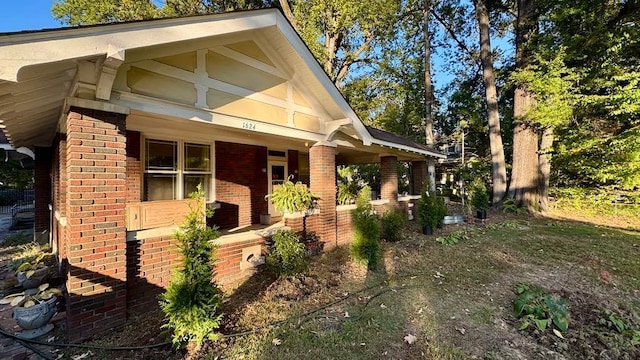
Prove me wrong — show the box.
[473,0,507,204]
[52,0,159,25]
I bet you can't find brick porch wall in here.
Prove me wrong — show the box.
[34,146,52,233]
[126,236,178,314]
[380,156,399,209]
[64,107,128,342]
[213,142,268,229]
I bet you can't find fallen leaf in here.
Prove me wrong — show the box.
[418,308,423,314]
[344,311,350,318]
[71,351,93,360]
[380,303,387,309]
[360,343,366,346]
[457,327,466,335]
[553,329,565,339]
[404,334,417,345]
[272,338,282,346]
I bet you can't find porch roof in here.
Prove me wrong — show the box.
[0,8,444,161]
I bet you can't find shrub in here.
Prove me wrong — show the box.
[337,181,360,205]
[1,232,32,247]
[350,186,381,270]
[418,190,448,229]
[469,179,490,212]
[265,177,318,214]
[160,186,223,349]
[380,209,406,242]
[267,230,307,277]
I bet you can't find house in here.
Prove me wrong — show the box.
[0,8,444,340]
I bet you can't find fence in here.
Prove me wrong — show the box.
[0,189,35,215]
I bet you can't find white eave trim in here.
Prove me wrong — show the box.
[274,15,372,146]
[0,9,278,82]
[371,138,446,159]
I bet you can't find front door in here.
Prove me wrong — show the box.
[268,161,287,217]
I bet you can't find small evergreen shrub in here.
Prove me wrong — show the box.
[380,209,406,242]
[267,229,307,277]
[418,188,448,229]
[350,186,381,270]
[469,179,490,212]
[160,186,223,349]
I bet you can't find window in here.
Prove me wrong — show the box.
[144,138,212,201]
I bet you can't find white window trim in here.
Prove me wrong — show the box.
[142,136,216,202]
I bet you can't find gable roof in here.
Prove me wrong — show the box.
[0,8,443,159]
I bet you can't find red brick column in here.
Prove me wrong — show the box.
[380,156,399,208]
[125,131,141,202]
[64,107,128,341]
[412,160,428,194]
[55,134,68,261]
[309,142,337,247]
[34,146,52,233]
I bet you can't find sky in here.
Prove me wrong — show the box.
[0,1,62,32]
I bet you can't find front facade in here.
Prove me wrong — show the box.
[0,9,444,340]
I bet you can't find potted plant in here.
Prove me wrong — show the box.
[1,283,63,339]
[418,190,447,235]
[265,176,319,236]
[470,180,490,219]
[15,253,51,289]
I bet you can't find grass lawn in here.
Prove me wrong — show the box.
[196,212,640,359]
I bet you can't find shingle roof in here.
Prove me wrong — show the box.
[365,126,443,157]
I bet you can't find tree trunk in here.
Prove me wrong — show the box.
[538,127,554,212]
[277,0,297,29]
[508,0,538,211]
[508,118,539,210]
[423,0,436,190]
[473,0,507,205]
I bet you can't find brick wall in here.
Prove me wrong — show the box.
[336,207,354,246]
[215,238,265,284]
[34,146,52,233]
[54,134,68,264]
[412,160,427,194]
[212,142,268,229]
[380,156,399,208]
[125,131,141,202]
[308,143,336,246]
[64,107,128,342]
[126,236,178,314]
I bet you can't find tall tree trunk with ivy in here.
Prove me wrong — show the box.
[473,0,507,204]
[508,0,539,211]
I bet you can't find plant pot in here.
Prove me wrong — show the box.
[260,214,271,225]
[13,297,57,338]
[443,214,465,225]
[422,225,433,235]
[17,267,49,289]
[476,210,487,219]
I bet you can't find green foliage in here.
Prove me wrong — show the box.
[550,187,640,218]
[513,284,569,334]
[1,233,32,248]
[598,309,640,346]
[265,178,318,214]
[502,197,525,215]
[266,230,307,277]
[8,242,52,271]
[52,0,159,25]
[380,209,406,242]
[160,186,223,348]
[469,179,490,211]
[435,230,467,245]
[337,166,361,205]
[350,186,381,270]
[418,189,448,229]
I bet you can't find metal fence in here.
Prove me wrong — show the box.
[0,189,35,215]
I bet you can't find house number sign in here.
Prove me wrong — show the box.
[242,121,257,130]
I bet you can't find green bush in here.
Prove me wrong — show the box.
[267,230,307,277]
[350,186,381,270]
[160,186,223,349]
[418,190,448,229]
[380,209,406,242]
[469,179,490,211]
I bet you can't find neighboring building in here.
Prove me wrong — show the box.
[0,9,444,340]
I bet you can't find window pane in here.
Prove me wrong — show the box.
[144,174,176,201]
[184,175,211,199]
[184,143,210,171]
[146,139,176,171]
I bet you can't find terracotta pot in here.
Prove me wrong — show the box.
[13,297,57,330]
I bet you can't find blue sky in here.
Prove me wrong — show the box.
[0,1,62,32]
